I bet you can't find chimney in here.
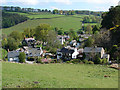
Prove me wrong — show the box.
[8,49,9,52]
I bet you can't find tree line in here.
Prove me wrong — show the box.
[1,6,102,16]
[2,12,28,28]
[53,9,102,16]
[1,6,51,13]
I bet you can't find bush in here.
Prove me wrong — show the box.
[79,60,84,64]
[88,61,94,64]
[66,61,70,63]
[50,60,55,63]
[57,59,63,63]
[72,59,80,64]
[102,58,107,64]
[83,60,89,64]
[19,52,26,63]
[94,55,102,64]
[37,58,42,63]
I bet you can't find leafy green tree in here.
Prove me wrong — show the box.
[58,29,64,35]
[85,37,94,47]
[2,38,8,49]
[53,9,59,14]
[47,30,61,49]
[101,6,120,29]
[83,16,91,23]
[7,37,19,51]
[23,28,35,38]
[35,24,52,42]
[85,25,93,34]
[92,25,99,34]
[68,29,78,40]
[19,52,26,63]
[9,31,22,41]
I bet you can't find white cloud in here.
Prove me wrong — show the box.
[72,0,119,5]
[50,6,60,10]
[1,0,7,4]
[54,0,72,5]
[15,0,39,5]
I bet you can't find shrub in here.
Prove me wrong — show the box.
[102,58,107,64]
[66,61,70,63]
[79,60,84,64]
[19,52,26,63]
[37,58,42,63]
[83,60,89,64]
[94,55,102,64]
[50,60,55,63]
[88,61,94,64]
[72,59,80,64]
[57,59,63,63]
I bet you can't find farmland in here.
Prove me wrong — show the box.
[6,12,65,19]
[2,62,118,88]
[2,14,98,35]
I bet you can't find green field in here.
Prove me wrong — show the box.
[6,12,65,19]
[2,15,98,35]
[2,62,118,88]
[2,12,98,35]
[2,16,83,35]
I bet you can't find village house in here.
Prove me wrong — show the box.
[8,51,21,62]
[57,46,79,61]
[22,37,36,46]
[8,46,43,63]
[83,46,110,61]
[57,35,70,45]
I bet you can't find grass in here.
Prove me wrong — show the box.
[2,16,83,35]
[2,62,118,88]
[6,12,65,19]
[2,12,98,35]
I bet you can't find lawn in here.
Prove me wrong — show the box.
[2,62,118,88]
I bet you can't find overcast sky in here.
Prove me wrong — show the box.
[1,0,120,11]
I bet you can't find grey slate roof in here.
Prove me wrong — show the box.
[8,51,20,58]
[27,48,42,57]
[84,47,103,53]
[61,47,74,54]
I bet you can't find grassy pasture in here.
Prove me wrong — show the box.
[2,62,118,88]
[6,12,65,19]
[2,12,98,35]
[2,16,83,35]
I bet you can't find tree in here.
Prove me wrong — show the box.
[68,29,78,40]
[83,16,91,23]
[7,37,19,51]
[35,24,52,42]
[92,25,99,34]
[47,30,61,49]
[23,28,35,38]
[85,25,93,34]
[85,37,94,47]
[53,9,59,14]
[58,29,64,35]
[101,6,120,29]
[9,31,22,41]
[19,52,26,63]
